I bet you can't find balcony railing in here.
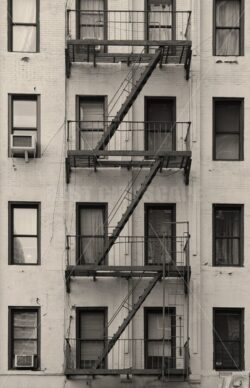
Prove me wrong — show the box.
[66,223,189,269]
[67,121,191,154]
[65,338,190,376]
[67,10,192,43]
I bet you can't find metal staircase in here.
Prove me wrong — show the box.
[95,48,163,151]
[97,159,163,265]
[95,273,162,369]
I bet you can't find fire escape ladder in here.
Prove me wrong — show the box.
[97,158,163,265]
[95,273,162,369]
[95,48,163,151]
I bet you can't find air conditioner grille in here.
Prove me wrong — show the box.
[15,354,34,368]
[13,136,32,147]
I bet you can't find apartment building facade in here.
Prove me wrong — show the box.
[0,1,248,388]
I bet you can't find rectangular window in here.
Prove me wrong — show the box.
[9,203,40,265]
[9,307,40,369]
[77,0,107,41]
[76,308,107,369]
[8,0,39,52]
[145,204,175,265]
[214,308,244,370]
[213,205,243,266]
[145,308,176,369]
[214,0,244,56]
[213,98,243,161]
[9,94,40,157]
[77,96,106,151]
[145,97,176,153]
[76,203,107,265]
[146,0,174,41]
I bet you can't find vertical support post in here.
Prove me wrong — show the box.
[162,238,166,379]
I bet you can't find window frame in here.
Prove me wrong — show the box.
[76,0,108,43]
[213,97,244,161]
[144,307,176,370]
[76,307,108,369]
[213,0,244,56]
[145,0,176,42]
[8,0,40,53]
[144,96,176,153]
[76,202,108,265]
[76,95,107,151]
[8,306,41,370]
[213,204,244,267]
[9,202,41,265]
[8,94,41,158]
[144,203,176,265]
[213,308,244,371]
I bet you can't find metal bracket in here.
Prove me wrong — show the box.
[65,270,71,293]
[184,158,192,185]
[65,157,71,184]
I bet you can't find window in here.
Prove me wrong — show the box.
[9,202,41,265]
[9,94,40,157]
[145,308,176,369]
[213,205,243,266]
[9,307,40,369]
[214,0,244,56]
[147,0,174,41]
[214,308,244,370]
[77,0,107,41]
[8,0,39,52]
[76,308,107,369]
[77,96,106,151]
[145,204,175,265]
[76,203,107,265]
[213,98,243,161]
[145,97,176,153]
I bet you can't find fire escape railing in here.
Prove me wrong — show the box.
[66,231,190,269]
[66,10,192,43]
[66,121,191,153]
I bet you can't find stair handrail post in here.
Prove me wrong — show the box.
[162,234,166,379]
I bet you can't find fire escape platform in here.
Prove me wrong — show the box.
[67,150,191,169]
[65,367,187,377]
[66,265,191,280]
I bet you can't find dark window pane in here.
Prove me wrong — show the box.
[215,341,240,369]
[80,311,105,339]
[215,134,239,160]
[12,0,36,23]
[215,312,240,340]
[13,100,37,128]
[215,238,240,265]
[13,26,37,52]
[215,102,240,133]
[215,209,240,237]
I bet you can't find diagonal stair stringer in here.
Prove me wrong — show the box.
[95,48,163,151]
[95,273,162,369]
[97,158,163,265]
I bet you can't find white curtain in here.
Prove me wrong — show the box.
[216,0,240,55]
[80,0,105,40]
[80,208,105,264]
[216,209,240,265]
[80,100,104,149]
[149,1,172,41]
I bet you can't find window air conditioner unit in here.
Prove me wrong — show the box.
[219,373,249,388]
[14,354,35,368]
[10,134,36,162]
